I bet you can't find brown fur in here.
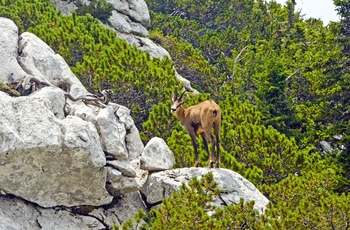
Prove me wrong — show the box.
[171,92,221,168]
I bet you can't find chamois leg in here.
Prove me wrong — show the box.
[214,122,221,168]
[201,133,210,166]
[190,133,200,167]
[204,130,216,168]
[215,134,220,168]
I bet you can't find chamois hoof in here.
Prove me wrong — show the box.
[209,161,216,168]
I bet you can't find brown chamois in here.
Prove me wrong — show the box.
[171,91,221,168]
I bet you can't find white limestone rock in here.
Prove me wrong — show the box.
[0,196,106,230]
[89,191,147,226]
[141,168,269,214]
[114,104,144,160]
[96,106,128,160]
[28,86,66,119]
[108,10,149,37]
[114,104,134,129]
[107,160,137,177]
[320,140,333,154]
[50,0,78,15]
[116,32,171,59]
[126,125,144,160]
[18,31,87,96]
[0,92,113,207]
[131,158,149,185]
[140,137,175,171]
[106,167,142,196]
[105,0,151,27]
[37,209,105,230]
[0,17,29,82]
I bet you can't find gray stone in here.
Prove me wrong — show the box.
[90,191,147,227]
[320,140,333,154]
[28,87,66,119]
[140,137,175,171]
[0,92,113,207]
[0,196,106,230]
[114,104,134,129]
[0,196,40,230]
[141,168,269,213]
[131,158,149,185]
[126,125,144,160]
[116,33,171,59]
[105,0,151,27]
[38,209,105,230]
[50,0,78,15]
[106,167,142,196]
[18,32,87,96]
[96,106,128,160]
[0,17,28,82]
[333,134,343,140]
[108,10,149,36]
[107,160,137,177]
[68,101,99,123]
[108,11,133,34]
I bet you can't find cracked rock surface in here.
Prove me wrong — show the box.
[0,16,147,227]
[0,17,145,208]
[141,168,269,214]
[0,193,146,230]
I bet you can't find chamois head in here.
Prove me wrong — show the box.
[171,91,186,113]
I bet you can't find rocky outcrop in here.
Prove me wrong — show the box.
[141,168,269,214]
[0,192,146,230]
[18,31,87,96]
[0,88,112,207]
[0,18,30,82]
[0,17,144,208]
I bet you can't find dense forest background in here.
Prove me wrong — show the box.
[1,0,349,228]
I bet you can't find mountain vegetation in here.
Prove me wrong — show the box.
[1,0,349,228]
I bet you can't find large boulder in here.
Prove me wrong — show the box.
[0,191,147,230]
[140,137,175,171]
[0,18,28,82]
[0,17,145,208]
[107,10,149,37]
[0,90,113,207]
[18,31,87,96]
[141,168,269,213]
[96,107,129,160]
[0,195,106,230]
[105,0,151,27]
